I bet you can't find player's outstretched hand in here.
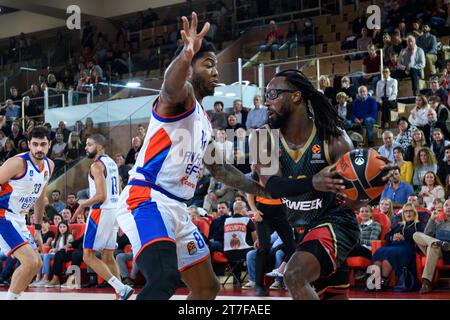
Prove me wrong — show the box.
[376,155,399,182]
[312,162,346,193]
[180,12,210,61]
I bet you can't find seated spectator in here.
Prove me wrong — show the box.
[246,95,267,130]
[8,86,22,102]
[378,131,401,163]
[298,18,314,55]
[17,139,28,153]
[394,35,425,96]
[371,203,425,291]
[395,117,415,152]
[318,76,335,102]
[80,117,97,143]
[360,44,381,91]
[50,133,67,173]
[376,197,394,219]
[9,123,25,149]
[259,20,285,59]
[187,166,210,208]
[210,101,228,130]
[339,76,358,103]
[125,136,142,165]
[281,21,299,57]
[348,206,382,260]
[0,130,6,149]
[413,147,438,188]
[233,128,251,174]
[381,168,414,207]
[349,86,377,146]
[226,114,245,133]
[419,172,445,210]
[224,200,256,284]
[57,121,71,143]
[215,129,234,164]
[65,193,79,215]
[115,153,131,189]
[336,92,352,128]
[439,59,450,91]
[394,146,414,185]
[423,108,450,145]
[428,96,449,123]
[431,128,450,161]
[208,201,231,254]
[408,95,430,131]
[0,138,17,163]
[413,199,450,294]
[420,77,448,107]
[416,24,438,80]
[23,96,41,122]
[352,27,372,60]
[387,52,399,73]
[437,145,450,183]
[376,68,398,128]
[404,128,426,162]
[2,99,21,123]
[136,124,146,142]
[64,131,84,165]
[60,208,72,224]
[50,190,66,213]
[231,99,248,128]
[116,249,139,287]
[0,255,19,287]
[204,172,236,212]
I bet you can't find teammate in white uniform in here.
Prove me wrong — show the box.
[74,134,133,300]
[116,12,267,300]
[0,127,54,300]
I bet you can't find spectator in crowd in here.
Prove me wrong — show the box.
[354,27,372,60]
[226,114,244,137]
[281,21,299,57]
[50,132,67,172]
[52,213,62,226]
[361,44,381,91]
[423,108,450,145]
[437,145,450,184]
[246,95,267,130]
[348,206,382,260]
[210,101,229,130]
[387,52,400,73]
[36,217,55,251]
[80,117,97,143]
[8,86,22,102]
[421,77,448,107]
[413,147,438,188]
[352,7,367,37]
[349,86,377,146]
[413,199,450,294]
[116,249,139,287]
[224,200,256,284]
[298,18,314,55]
[428,96,449,122]
[431,128,450,162]
[187,166,210,208]
[416,24,438,80]
[231,99,248,128]
[50,190,66,213]
[233,127,251,174]
[382,33,394,65]
[3,99,21,122]
[23,96,41,121]
[65,193,79,215]
[405,128,426,162]
[419,172,445,210]
[64,131,84,166]
[60,208,72,224]
[259,20,285,59]
[409,95,431,132]
[9,122,25,149]
[44,122,56,141]
[336,92,353,130]
[371,203,425,291]
[339,76,358,102]
[376,67,398,128]
[445,175,450,200]
[214,129,234,164]
[376,198,394,220]
[125,136,142,165]
[204,170,236,212]
[394,146,414,185]
[136,124,146,142]
[0,138,17,163]
[378,130,401,163]
[208,201,231,254]
[115,153,131,189]
[57,121,71,142]
[395,35,425,96]
[440,59,450,91]
[381,168,414,207]
[17,139,28,153]
[395,117,415,152]
[0,130,6,149]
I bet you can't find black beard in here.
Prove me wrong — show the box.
[87,151,97,159]
[191,74,214,99]
[268,112,288,129]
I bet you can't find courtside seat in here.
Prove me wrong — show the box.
[69,224,85,240]
[192,218,210,238]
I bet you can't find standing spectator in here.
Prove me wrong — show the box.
[378,130,401,163]
[354,28,372,60]
[50,190,66,213]
[437,145,450,184]
[115,153,131,189]
[246,95,267,130]
[404,128,426,162]
[394,146,414,185]
[413,199,450,294]
[395,117,414,152]
[381,168,414,207]
[395,35,425,96]
[125,136,142,165]
[350,86,377,146]
[50,133,66,172]
[413,147,438,188]
[208,202,231,254]
[259,20,285,59]
[376,68,398,128]
[299,18,314,55]
[419,172,445,210]
[210,101,228,130]
[361,44,381,91]
[231,99,248,128]
[431,128,450,162]
[416,24,438,80]
[64,131,84,165]
[408,95,430,131]
[348,206,382,260]
[423,108,450,145]
[65,193,79,215]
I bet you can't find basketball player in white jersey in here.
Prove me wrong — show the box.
[116,12,267,300]
[0,127,54,300]
[74,134,133,300]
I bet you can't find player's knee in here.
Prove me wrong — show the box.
[83,251,96,264]
[284,267,308,291]
[34,255,43,271]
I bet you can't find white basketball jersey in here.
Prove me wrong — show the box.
[128,96,212,201]
[224,217,252,252]
[88,155,120,209]
[0,152,51,217]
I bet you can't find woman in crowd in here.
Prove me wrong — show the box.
[419,171,445,210]
[413,147,438,189]
[394,117,415,152]
[371,203,425,291]
[374,198,395,220]
[0,138,17,162]
[65,131,85,165]
[444,174,450,199]
[404,129,427,162]
[408,95,430,131]
[393,146,413,185]
[348,206,382,260]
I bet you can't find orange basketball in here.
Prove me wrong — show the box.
[336,149,387,202]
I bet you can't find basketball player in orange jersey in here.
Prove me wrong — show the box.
[115,12,267,300]
[251,69,393,300]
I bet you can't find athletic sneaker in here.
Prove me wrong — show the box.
[269,280,283,290]
[266,269,283,278]
[30,279,49,287]
[45,282,60,288]
[241,281,255,289]
[116,285,134,300]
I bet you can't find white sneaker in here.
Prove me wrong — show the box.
[116,285,134,300]
[266,269,283,278]
[269,280,283,290]
[241,281,255,289]
[30,279,49,287]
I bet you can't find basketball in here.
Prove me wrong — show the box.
[336,149,387,202]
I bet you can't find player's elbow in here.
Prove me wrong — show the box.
[97,193,107,203]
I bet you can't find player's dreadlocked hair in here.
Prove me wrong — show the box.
[275,69,344,141]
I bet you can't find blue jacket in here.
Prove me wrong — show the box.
[351,96,378,121]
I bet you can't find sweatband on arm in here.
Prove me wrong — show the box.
[265,175,314,198]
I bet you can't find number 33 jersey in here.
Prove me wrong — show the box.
[88,155,120,209]
[0,152,51,217]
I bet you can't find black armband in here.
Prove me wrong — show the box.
[34,224,42,231]
[265,176,314,198]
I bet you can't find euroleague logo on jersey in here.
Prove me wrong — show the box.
[187,241,197,255]
[311,144,321,154]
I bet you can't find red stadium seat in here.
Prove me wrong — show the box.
[417,255,450,284]
[192,218,210,238]
[69,224,85,240]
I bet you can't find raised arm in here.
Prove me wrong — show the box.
[158,12,210,116]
